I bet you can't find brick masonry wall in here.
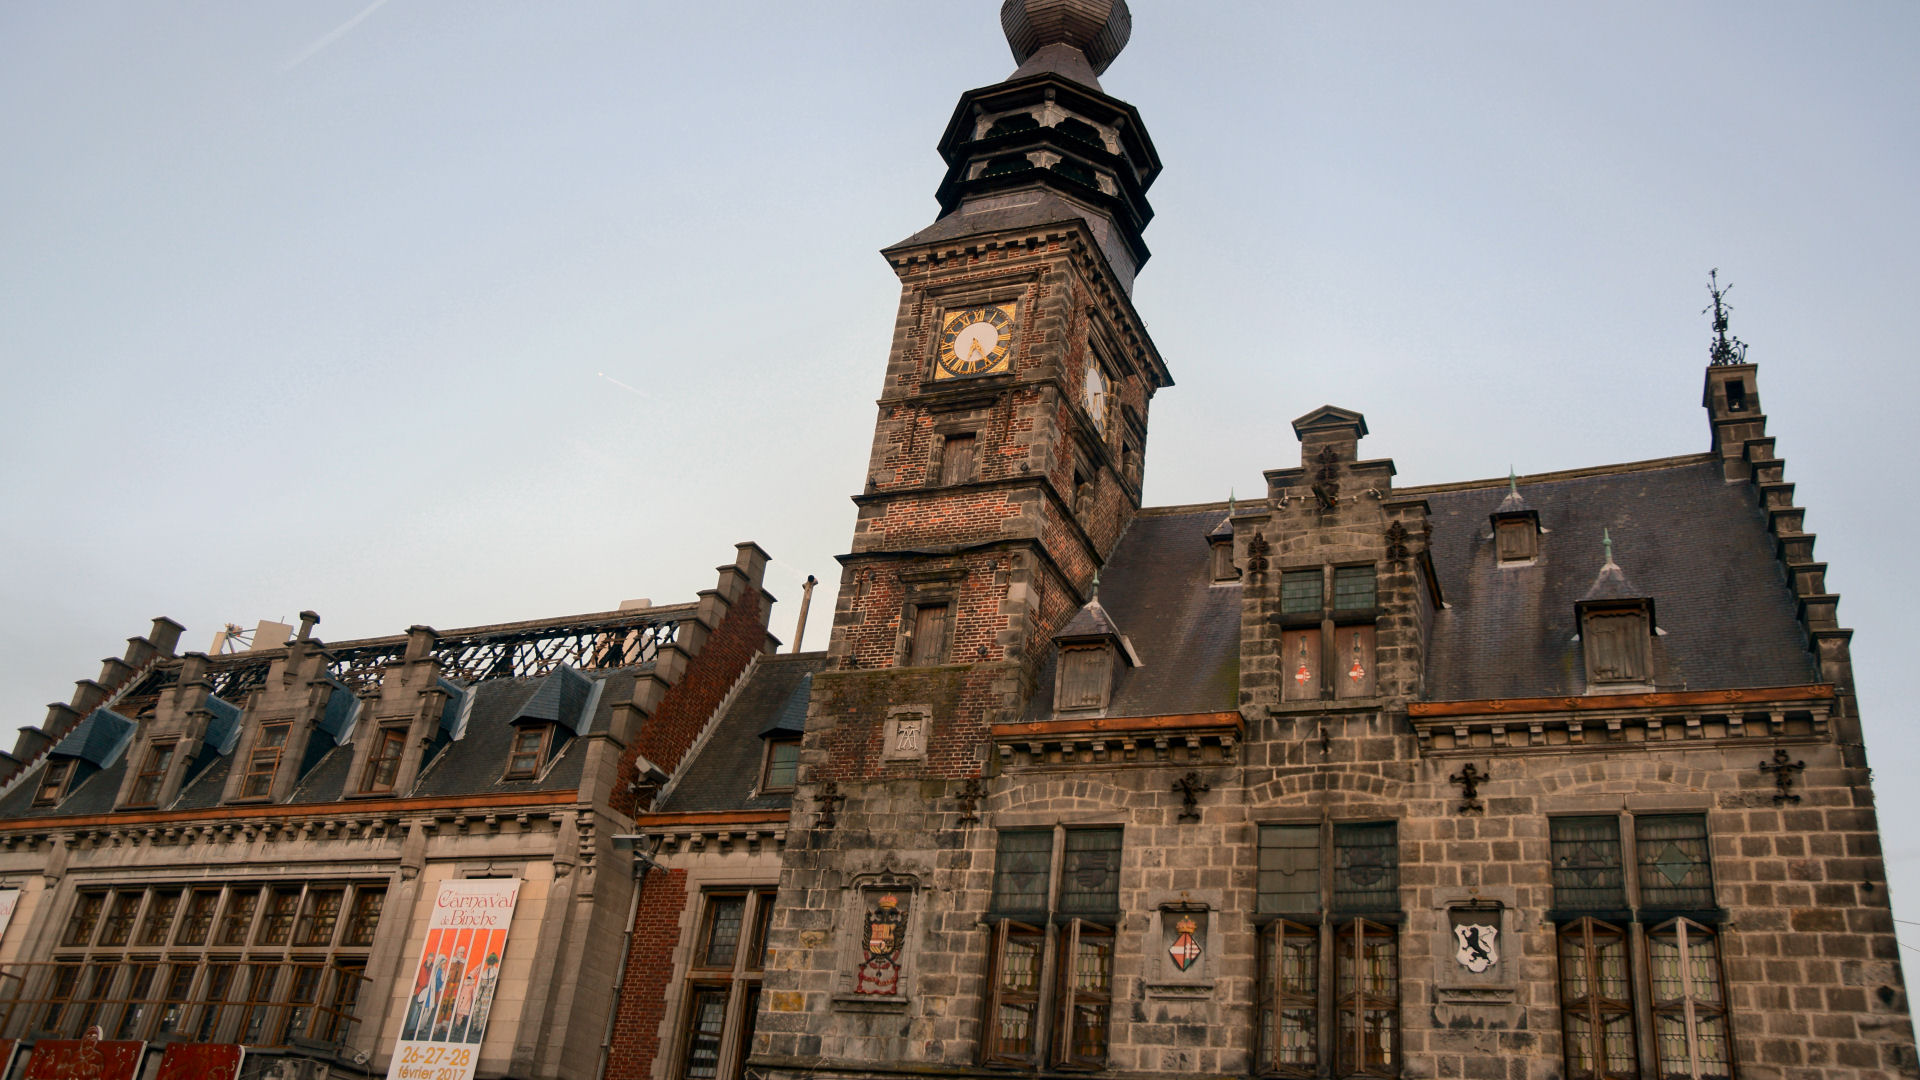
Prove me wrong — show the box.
[605,867,690,1080]
[614,587,766,817]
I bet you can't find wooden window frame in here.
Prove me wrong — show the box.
[759,736,800,793]
[504,724,552,781]
[1334,918,1399,1078]
[128,740,178,807]
[1559,917,1638,1080]
[1259,918,1320,1077]
[34,758,76,807]
[1055,645,1113,712]
[361,724,408,793]
[36,880,381,1045]
[981,918,1046,1067]
[1052,919,1114,1070]
[979,827,1123,1070]
[674,889,778,1080]
[240,722,292,799]
[1647,918,1733,1080]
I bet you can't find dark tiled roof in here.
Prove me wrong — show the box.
[1420,457,1819,700]
[658,653,830,814]
[1024,508,1242,720]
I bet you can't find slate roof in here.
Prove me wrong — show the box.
[1023,507,1242,721]
[657,653,830,815]
[1418,456,1819,700]
[0,667,641,819]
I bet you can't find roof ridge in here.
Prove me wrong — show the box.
[1395,453,1716,497]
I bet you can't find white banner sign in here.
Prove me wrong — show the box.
[0,889,20,943]
[388,878,520,1080]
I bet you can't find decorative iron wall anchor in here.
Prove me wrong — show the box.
[1172,772,1210,822]
[955,776,986,826]
[1760,748,1806,805]
[1449,762,1488,814]
[816,780,845,827]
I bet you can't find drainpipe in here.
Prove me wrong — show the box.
[596,835,661,1080]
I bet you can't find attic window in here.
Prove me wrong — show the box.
[240,722,290,799]
[361,724,407,794]
[1496,519,1538,563]
[1057,646,1113,711]
[127,741,177,808]
[504,725,552,781]
[34,758,74,807]
[1210,540,1237,582]
[761,736,801,793]
[1582,604,1653,686]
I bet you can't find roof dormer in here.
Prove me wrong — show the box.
[1490,471,1542,565]
[1575,530,1657,693]
[1052,577,1140,715]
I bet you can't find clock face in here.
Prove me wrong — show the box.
[935,303,1016,379]
[1083,363,1108,431]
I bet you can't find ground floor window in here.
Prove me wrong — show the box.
[676,888,775,1080]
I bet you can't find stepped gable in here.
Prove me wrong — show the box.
[1022,506,1241,720]
[1419,455,1820,701]
[655,652,829,814]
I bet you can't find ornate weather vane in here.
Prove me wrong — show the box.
[1704,268,1749,366]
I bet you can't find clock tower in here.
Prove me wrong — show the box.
[818,0,1170,778]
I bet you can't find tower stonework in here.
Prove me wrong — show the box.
[738,6,1920,1080]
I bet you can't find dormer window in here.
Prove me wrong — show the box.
[1581,602,1654,686]
[34,758,74,807]
[761,736,801,793]
[1210,540,1236,582]
[1057,645,1115,711]
[361,724,407,794]
[505,725,552,780]
[127,741,177,807]
[240,722,290,798]
[1496,518,1538,563]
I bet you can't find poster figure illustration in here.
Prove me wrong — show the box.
[389,878,519,1080]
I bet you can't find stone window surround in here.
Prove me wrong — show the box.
[664,874,777,1080]
[1270,562,1384,703]
[895,568,966,669]
[1545,799,1729,1080]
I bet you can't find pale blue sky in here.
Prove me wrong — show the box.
[4,0,1918,978]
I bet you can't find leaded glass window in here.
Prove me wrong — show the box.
[1559,918,1637,1080]
[990,831,1054,918]
[1259,919,1319,1076]
[139,889,181,946]
[702,896,747,968]
[1551,816,1627,912]
[982,920,1044,1065]
[678,889,776,1080]
[1257,825,1321,915]
[1059,828,1122,917]
[1332,823,1399,912]
[1335,919,1398,1077]
[1648,918,1731,1080]
[1635,815,1715,911]
[1332,566,1377,611]
[1054,919,1114,1068]
[1281,570,1322,614]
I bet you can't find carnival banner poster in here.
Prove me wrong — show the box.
[154,1043,243,1080]
[0,887,21,942]
[388,878,520,1080]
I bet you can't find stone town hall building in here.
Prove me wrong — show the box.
[0,4,1913,1080]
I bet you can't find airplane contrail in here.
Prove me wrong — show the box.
[597,372,643,396]
[280,0,392,73]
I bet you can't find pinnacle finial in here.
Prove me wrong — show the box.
[1228,489,1236,514]
[1704,268,1749,366]
[1001,0,1132,76]
[1090,568,1101,599]
[1602,527,1615,566]
[1508,468,1519,498]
